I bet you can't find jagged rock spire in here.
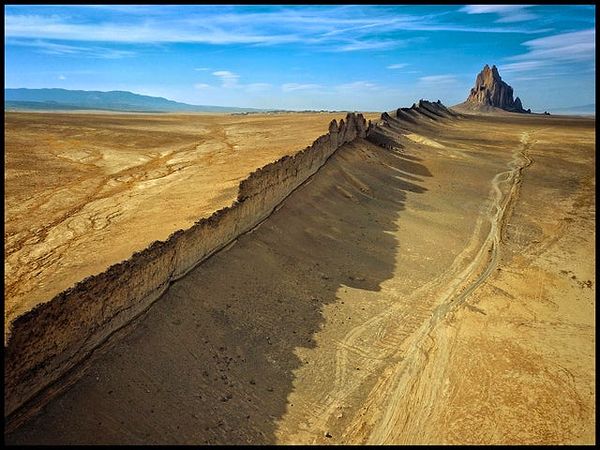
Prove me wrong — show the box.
[466,64,528,113]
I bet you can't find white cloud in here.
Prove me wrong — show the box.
[387,63,409,70]
[418,75,459,85]
[197,73,271,93]
[4,6,548,55]
[510,74,569,82]
[509,28,595,63]
[337,81,379,91]
[461,5,537,23]
[212,70,240,88]
[497,28,595,86]
[496,11,537,23]
[4,13,299,45]
[463,5,529,14]
[335,39,401,52]
[7,39,135,59]
[281,83,322,92]
[194,67,210,71]
[498,60,547,73]
[58,74,66,80]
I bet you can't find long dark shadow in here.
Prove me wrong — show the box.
[6,128,432,444]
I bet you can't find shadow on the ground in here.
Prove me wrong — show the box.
[6,132,432,444]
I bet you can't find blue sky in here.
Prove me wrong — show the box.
[4,4,596,111]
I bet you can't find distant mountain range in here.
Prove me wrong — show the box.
[4,88,265,113]
[549,104,595,115]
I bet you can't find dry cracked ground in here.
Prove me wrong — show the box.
[4,110,595,444]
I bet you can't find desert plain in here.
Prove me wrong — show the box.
[4,108,595,444]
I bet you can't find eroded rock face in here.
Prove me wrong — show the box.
[4,112,371,422]
[466,64,528,113]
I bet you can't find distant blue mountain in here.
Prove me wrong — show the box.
[4,88,265,113]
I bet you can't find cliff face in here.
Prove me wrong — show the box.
[464,64,529,113]
[4,112,369,420]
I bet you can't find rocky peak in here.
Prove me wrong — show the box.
[466,64,529,113]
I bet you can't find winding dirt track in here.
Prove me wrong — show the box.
[299,129,538,443]
[364,130,537,444]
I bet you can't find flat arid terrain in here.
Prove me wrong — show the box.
[4,107,595,444]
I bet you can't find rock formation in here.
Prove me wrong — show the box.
[463,64,529,113]
[367,100,461,150]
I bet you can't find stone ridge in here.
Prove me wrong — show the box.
[4,111,370,424]
[4,101,459,428]
[466,64,530,113]
[366,100,461,150]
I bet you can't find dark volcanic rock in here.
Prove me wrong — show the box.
[465,64,529,113]
[514,96,523,111]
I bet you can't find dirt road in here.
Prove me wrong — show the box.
[357,129,538,444]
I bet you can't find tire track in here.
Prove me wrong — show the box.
[363,129,538,443]
[303,129,539,443]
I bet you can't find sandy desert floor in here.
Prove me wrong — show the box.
[4,110,595,444]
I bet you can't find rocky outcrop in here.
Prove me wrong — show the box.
[4,113,369,421]
[463,64,529,113]
[367,100,461,149]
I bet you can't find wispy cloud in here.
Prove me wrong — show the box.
[387,63,409,70]
[498,60,547,73]
[281,83,323,92]
[8,39,135,58]
[509,28,595,63]
[4,5,550,57]
[79,5,182,15]
[4,13,299,45]
[58,74,66,80]
[335,39,402,52]
[336,81,380,91]
[194,67,210,71]
[510,73,571,82]
[212,70,240,88]
[418,75,459,85]
[496,28,595,87]
[461,5,538,23]
[205,72,271,93]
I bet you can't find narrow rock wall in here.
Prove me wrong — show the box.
[4,113,369,419]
